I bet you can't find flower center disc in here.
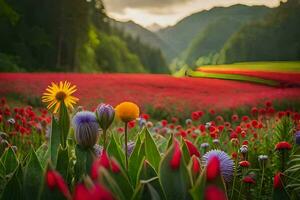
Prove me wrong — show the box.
[55,91,67,101]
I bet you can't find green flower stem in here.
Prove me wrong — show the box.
[103,129,107,149]
[237,182,243,200]
[124,122,128,171]
[230,159,238,199]
[281,151,285,172]
[259,164,265,197]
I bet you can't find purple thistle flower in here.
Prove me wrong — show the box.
[123,141,135,156]
[72,111,99,148]
[295,131,300,145]
[138,118,147,128]
[202,150,234,182]
[93,144,103,157]
[95,103,115,131]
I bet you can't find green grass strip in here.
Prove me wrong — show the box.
[199,61,300,72]
[187,70,279,87]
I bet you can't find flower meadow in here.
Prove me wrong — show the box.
[1,73,300,115]
[0,81,300,200]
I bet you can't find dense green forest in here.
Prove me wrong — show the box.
[0,0,169,73]
[217,0,300,64]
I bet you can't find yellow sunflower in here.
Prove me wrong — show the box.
[42,81,79,113]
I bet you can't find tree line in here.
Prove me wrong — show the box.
[0,0,169,73]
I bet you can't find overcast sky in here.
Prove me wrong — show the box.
[103,0,283,27]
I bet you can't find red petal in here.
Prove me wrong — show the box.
[100,150,110,169]
[74,184,91,200]
[169,140,181,170]
[111,159,121,173]
[204,185,226,200]
[46,170,56,189]
[206,156,220,181]
[46,170,70,198]
[192,156,200,174]
[274,172,284,189]
[184,139,200,157]
[93,184,114,200]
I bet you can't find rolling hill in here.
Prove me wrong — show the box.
[157,4,271,61]
[217,0,300,64]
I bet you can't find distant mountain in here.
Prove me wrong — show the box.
[109,19,169,73]
[217,0,300,64]
[146,23,163,32]
[157,4,271,61]
[109,19,170,52]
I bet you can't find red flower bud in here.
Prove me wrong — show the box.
[204,185,226,200]
[169,140,181,170]
[275,141,292,150]
[242,116,249,122]
[239,161,250,168]
[141,114,150,121]
[273,172,284,189]
[231,152,238,159]
[242,176,255,184]
[161,120,168,127]
[100,150,110,169]
[46,170,71,199]
[184,139,200,157]
[73,183,114,200]
[111,159,120,173]
[191,112,200,121]
[192,156,200,174]
[206,156,220,181]
[199,124,206,132]
[231,114,239,121]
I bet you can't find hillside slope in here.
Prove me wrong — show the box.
[157,5,270,61]
[218,0,300,64]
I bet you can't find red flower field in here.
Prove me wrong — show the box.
[1,73,300,112]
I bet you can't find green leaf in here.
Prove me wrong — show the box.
[107,135,125,167]
[59,102,70,148]
[273,188,290,200]
[1,147,18,175]
[159,143,192,200]
[23,148,44,200]
[0,160,5,176]
[144,128,161,172]
[36,143,49,169]
[190,164,227,199]
[56,145,69,179]
[109,158,134,199]
[132,182,162,200]
[99,168,127,200]
[182,141,191,165]
[50,116,61,166]
[166,134,174,150]
[1,165,23,200]
[190,170,206,200]
[139,160,166,199]
[74,145,93,182]
[129,137,144,186]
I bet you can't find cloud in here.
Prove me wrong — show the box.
[103,0,191,13]
[104,0,282,27]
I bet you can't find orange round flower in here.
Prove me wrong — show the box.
[115,102,140,123]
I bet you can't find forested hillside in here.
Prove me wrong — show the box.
[157,5,270,62]
[0,0,169,73]
[217,0,300,64]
